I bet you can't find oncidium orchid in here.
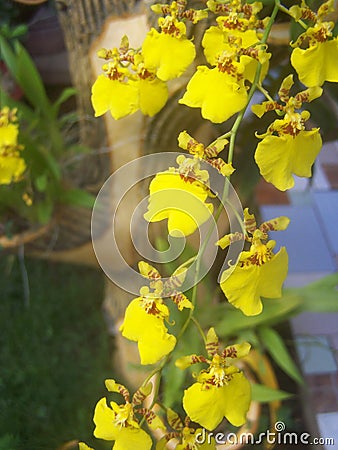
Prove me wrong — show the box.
[202,2,270,83]
[79,379,165,450]
[91,36,168,120]
[252,75,323,191]
[120,262,193,364]
[179,1,271,123]
[290,0,338,87]
[178,130,234,176]
[179,53,248,123]
[176,328,251,430]
[218,209,289,316]
[157,408,216,449]
[0,107,26,185]
[142,1,199,81]
[144,155,214,237]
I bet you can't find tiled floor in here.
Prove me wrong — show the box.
[258,141,338,450]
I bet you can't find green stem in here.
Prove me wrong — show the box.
[209,130,232,148]
[191,316,207,344]
[257,83,275,102]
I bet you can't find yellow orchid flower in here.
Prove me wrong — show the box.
[120,288,176,365]
[120,262,193,364]
[178,130,234,176]
[203,24,260,66]
[144,156,214,236]
[218,209,289,316]
[0,122,18,147]
[92,379,165,450]
[202,16,270,83]
[94,398,152,450]
[176,328,251,430]
[142,0,205,80]
[176,427,216,450]
[91,67,168,120]
[0,107,26,185]
[142,16,196,81]
[179,62,248,123]
[0,155,26,185]
[91,39,168,120]
[91,73,139,120]
[255,129,322,191]
[157,408,217,449]
[290,1,338,86]
[252,75,322,191]
[220,241,288,316]
[291,33,338,87]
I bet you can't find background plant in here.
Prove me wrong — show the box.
[0,28,94,234]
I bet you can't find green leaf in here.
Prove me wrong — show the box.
[0,35,51,114]
[286,273,338,313]
[35,174,48,193]
[251,384,293,402]
[38,149,61,181]
[10,25,28,39]
[0,35,18,79]
[214,294,302,336]
[58,189,95,208]
[36,199,53,224]
[51,87,77,117]
[258,327,303,385]
[13,40,50,113]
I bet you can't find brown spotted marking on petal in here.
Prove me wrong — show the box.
[191,355,208,364]
[260,221,276,232]
[164,432,180,442]
[138,408,157,425]
[148,268,161,280]
[170,292,189,310]
[206,157,226,174]
[204,144,220,159]
[300,8,317,22]
[143,300,163,317]
[132,388,147,406]
[230,231,246,243]
[167,409,183,431]
[240,46,260,60]
[222,346,237,359]
[117,385,130,402]
[244,216,256,235]
[206,338,219,357]
[242,3,254,18]
[163,276,184,297]
[295,90,311,104]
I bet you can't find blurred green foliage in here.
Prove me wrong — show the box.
[0,256,113,450]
